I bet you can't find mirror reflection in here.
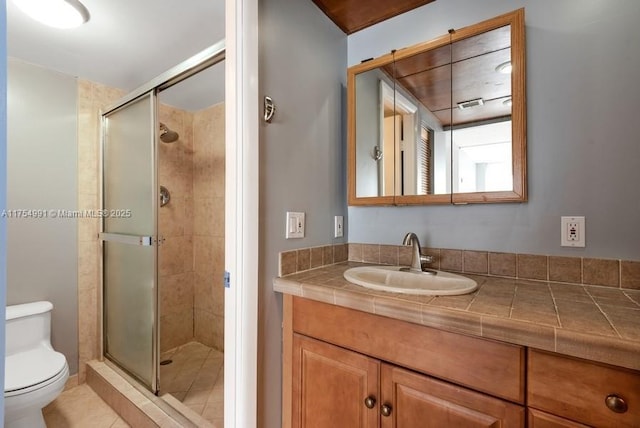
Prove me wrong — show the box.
[348,9,526,205]
[449,26,513,193]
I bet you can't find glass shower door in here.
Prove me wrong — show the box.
[101,91,159,392]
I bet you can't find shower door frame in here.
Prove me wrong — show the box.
[99,40,226,394]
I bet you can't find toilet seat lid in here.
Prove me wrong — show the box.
[5,347,67,392]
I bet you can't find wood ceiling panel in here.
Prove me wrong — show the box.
[390,26,513,127]
[311,0,436,34]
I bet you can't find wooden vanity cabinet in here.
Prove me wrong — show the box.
[528,349,640,427]
[292,333,524,428]
[284,296,526,428]
[380,363,524,427]
[527,408,590,428]
[292,334,379,427]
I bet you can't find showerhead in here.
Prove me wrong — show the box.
[159,123,179,143]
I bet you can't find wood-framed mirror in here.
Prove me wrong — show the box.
[347,9,526,206]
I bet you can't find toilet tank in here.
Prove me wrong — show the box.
[5,301,54,356]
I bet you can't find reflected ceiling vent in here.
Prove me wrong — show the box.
[457,98,484,110]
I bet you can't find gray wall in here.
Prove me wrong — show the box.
[348,0,640,260]
[7,58,79,374]
[258,0,347,425]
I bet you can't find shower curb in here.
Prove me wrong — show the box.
[86,360,214,428]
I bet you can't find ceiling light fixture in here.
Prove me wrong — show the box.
[11,0,90,29]
[495,61,512,74]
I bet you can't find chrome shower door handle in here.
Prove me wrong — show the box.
[99,233,154,246]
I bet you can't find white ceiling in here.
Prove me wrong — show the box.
[7,0,226,111]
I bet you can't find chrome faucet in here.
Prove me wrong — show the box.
[402,232,433,272]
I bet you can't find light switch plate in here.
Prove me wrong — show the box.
[334,215,343,238]
[286,212,305,239]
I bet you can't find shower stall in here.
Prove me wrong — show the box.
[99,41,225,424]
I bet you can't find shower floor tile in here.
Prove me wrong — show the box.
[160,341,224,427]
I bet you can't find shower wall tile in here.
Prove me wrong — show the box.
[193,103,225,352]
[158,197,187,237]
[194,310,224,351]
[194,271,215,312]
[194,236,215,275]
[159,236,193,277]
[159,104,195,352]
[160,272,195,316]
[77,80,125,383]
[161,310,195,352]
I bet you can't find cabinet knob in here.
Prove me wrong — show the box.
[364,396,376,409]
[381,403,393,417]
[605,394,628,413]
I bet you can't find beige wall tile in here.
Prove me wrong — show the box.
[621,260,640,290]
[161,310,194,352]
[323,245,334,265]
[583,258,620,287]
[463,250,488,274]
[193,236,214,275]
[193,271,215,312]
[362,244,380,264]
[297,248,311,272]
[161,272,195,316]
[348,243,363,262]
[440,249,462,272]
[310,247,324,269]
[280,251,297,276]
[379,245,399,265]
[549,256,582,284]
[489,252,516,277]
[517,254,548,280]
[334,244,348,262]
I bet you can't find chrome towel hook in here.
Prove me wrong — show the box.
[263,96,276,123]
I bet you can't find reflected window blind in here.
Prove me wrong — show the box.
[419,122,433,194]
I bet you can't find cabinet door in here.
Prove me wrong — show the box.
[528,409,590,428]
[292,334,380,428]
[380,364,524,428]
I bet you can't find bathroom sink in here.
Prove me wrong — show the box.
[343,266,478,296]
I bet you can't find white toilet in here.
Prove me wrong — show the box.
[4,301,69,428]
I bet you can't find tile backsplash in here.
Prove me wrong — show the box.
[280,243,640,290]
[279,244,348,276]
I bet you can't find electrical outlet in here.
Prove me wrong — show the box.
[561,216,585,247]
[334,216,343,238]
[285,212,305,239]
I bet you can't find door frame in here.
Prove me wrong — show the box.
[224,0,259,426]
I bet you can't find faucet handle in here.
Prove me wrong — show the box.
[420,254,434,264]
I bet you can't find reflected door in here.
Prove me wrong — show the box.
[101,92,158,392]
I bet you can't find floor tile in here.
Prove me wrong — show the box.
[159,341,224,426]
[43,383,129,428]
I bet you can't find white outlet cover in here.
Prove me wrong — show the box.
[561,216,585,247]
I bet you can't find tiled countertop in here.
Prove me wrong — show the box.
[273,262,640,371]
